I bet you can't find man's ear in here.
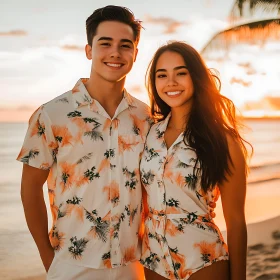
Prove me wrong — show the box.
[134,48,138,62]
[85,44,92,60]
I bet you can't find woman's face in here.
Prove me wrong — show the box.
[155,51,194,110]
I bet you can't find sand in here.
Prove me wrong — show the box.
[246,216,280,280]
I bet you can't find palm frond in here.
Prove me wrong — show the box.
[231,0,280,19]
[55,97,69,103]
[84,130,104,141]
[76,152,93,164]
[201,18,280,56]
[90,219,110,243]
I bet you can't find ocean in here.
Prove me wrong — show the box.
[0,120,280,279]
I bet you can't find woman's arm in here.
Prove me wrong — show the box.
[219,135,247,280]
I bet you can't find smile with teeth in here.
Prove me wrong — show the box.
[105,62,123,68]
[166,91,182,96]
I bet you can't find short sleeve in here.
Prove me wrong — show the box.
[16,106,57,170]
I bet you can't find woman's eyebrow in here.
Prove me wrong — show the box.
[155,65,187,73]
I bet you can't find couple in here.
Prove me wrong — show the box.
[17,5,248,280]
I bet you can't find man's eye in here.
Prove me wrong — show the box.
[122,44,131,48]
[101,43,110,46]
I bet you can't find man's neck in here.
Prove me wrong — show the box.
[84,75,126,118]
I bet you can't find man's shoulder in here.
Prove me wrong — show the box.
[129,95,150,114]
[40,90,74,118]
[43,90,72,110]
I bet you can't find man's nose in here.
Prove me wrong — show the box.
[110,47,121,59]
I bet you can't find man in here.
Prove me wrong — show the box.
[17,5,151,280]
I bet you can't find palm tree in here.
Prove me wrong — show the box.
[201,0,280,56]
[231,0,280,18]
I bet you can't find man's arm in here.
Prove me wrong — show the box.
[21,164,54,272]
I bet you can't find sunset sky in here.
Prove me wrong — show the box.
[0,0,280,122]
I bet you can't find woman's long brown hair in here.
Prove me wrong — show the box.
[146,41,252,192]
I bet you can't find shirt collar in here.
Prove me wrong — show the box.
[71,78,93,109]
[71,78,136,111]
[158,112,185,147]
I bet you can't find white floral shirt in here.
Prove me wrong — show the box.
[17,79,152,269]
[140,114,229,280]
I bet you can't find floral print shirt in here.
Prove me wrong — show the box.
[17,79,152,269]
[140,114,229,280]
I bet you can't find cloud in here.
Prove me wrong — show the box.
[264,96,280,110]
[230,77,252,87]
[0,30,27,36]
[242,95,280,111]
[237,62,257,75]
[144,15,187,34]
[127,85,144,94]
[61,45,84,51]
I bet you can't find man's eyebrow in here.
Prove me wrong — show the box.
[97,37,134,45]
[98,37,113,41]
[155,65,187,73]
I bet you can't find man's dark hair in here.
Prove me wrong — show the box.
[86,5,142,46]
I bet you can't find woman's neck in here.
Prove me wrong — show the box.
[168,107,191,130]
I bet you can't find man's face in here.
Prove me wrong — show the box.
[86,21,138,83]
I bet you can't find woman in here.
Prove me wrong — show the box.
[140,42,250,280]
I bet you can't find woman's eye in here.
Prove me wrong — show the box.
[178,72,187,76]
[157,74,166,78]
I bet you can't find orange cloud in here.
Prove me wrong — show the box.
[144,15,187,34]
[230,77,252,87]
[0,30,27,36]
[237,62,257,75]
[61,45,84,51]
[127,85,143,94]
[242,96,280,111]
[0,106,35,123]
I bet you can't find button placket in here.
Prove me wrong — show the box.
[109,118,121,267]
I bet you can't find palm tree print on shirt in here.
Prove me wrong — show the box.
[60,162,76,192]
[66,196,84,222]
[98,149,115,173]
[125,204,138,226]
[141,252,161,271]
[123,167,138,190]
[85,209,110,242]
[67,112,104,142]
[30,118,46,140]
[68,236,89,259]
[141,169,155,186]
[102,252,111,268]
[112,212,126,239]
[18,149,39,164]
[50,226,65,251]
[184,174,198,189]
[144,146,160,162]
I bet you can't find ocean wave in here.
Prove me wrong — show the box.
[248,176,280,185]
[250,162,280,170]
